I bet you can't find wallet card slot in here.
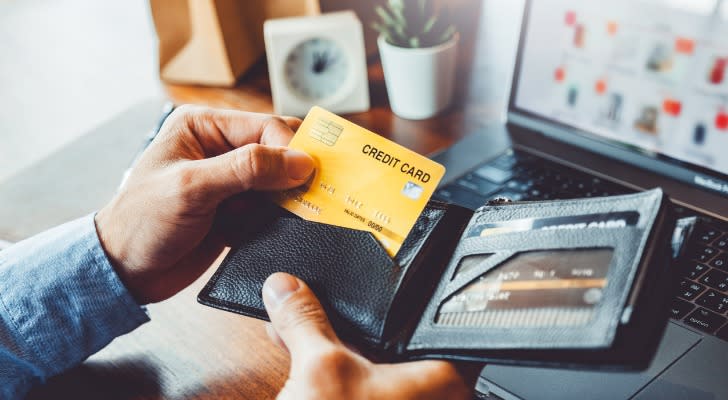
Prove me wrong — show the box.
[199,209,397,344]
[407,226,646,352]
[437,247,615,328]
[443,252,515,300]
[198,200,470,349]
[450,253,496,280]
[441,227,643,302]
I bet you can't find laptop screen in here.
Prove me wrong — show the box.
[510,0,728,198]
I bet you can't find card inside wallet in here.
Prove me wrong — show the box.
[198,189,680,369]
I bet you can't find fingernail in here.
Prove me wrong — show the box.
[284,149,314,181]
[263,273,300,308]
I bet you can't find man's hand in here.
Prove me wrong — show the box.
[95,106,314,303]
[263,272,476,400]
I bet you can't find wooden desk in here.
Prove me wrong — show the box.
[22,2,522,397]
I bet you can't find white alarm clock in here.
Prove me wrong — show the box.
[264,11,370,116]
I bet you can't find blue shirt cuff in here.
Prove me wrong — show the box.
[0,214,149,380]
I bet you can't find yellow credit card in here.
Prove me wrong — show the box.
[272,106,446,257]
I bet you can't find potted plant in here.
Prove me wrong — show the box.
[372,0,458,120]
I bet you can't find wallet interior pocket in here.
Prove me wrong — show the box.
[199,211,395,344]
[406,226,646,352]
[198,200,468,347]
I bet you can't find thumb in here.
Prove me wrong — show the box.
[191,144,314,202]
[262,273,340,360]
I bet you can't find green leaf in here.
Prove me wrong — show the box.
[373,0,455,48]
[375,6,398,27]
[370,21,386,34]
[388,0,404,12]
[438,25,456,43]
[386,1,407,27]
[422,15,437,34]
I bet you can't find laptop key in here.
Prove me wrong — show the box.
[678,280,706,300]
[456,174,501,197]
[683,307,727,333]
[695,225,722,243]
[709,253,728,270]
[696,290,728,314]
[490,153,517,170]
[716,324,728,341]
[700,269,728,291]
[505,179,533,193]
[687,244,717,262]
[474,165,513,184]
[670,298,695,320]
[435,185,488,210]
[681,261,709,279]
[714,235,728,250]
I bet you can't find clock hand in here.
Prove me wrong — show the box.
[312,51,326,73]
[312,50,336,74]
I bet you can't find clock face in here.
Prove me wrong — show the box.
[284,37,349,101]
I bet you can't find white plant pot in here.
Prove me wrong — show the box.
[378,33,459,120]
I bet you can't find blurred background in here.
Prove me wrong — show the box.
[1,0,159,183]
[0,0,523,184]
[0,2,523,396]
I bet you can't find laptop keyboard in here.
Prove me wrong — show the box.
[434,148,728,341]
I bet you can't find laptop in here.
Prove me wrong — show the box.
[430,0,728,398]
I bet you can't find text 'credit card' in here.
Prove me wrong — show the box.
[273,106,445,257]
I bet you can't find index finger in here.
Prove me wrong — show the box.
[164,105,303,155]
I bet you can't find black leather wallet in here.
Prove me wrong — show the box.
[198,189,679,369]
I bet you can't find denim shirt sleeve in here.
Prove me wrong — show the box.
[0,214,149,399]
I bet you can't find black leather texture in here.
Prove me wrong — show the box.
[198,190,678,369]
[198,200,470,347]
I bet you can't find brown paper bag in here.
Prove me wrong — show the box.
[150,0,320,87]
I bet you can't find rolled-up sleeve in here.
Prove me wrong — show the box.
[0,214,149,399]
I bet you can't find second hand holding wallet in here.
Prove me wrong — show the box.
[198,189,680,370]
